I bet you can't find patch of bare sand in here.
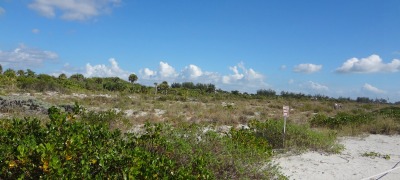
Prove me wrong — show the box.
[274,134,400,180]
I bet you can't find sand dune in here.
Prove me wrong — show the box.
[274,134,400,180]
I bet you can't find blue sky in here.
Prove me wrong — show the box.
[1,0,400,102]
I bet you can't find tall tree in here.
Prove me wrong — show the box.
[17,70,25,77]
[26,69,36,78]
[3,68,17,90]
[128,74,138,84]
[4,68,16,78]
[159,81,169,95]
[70,74,85,81]
[0,64,3,74]
[58,73,67,80]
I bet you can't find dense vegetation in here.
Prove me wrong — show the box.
[311,106,400,135]
[0,105,287,179]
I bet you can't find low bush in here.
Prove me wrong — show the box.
[0,106,285,179]
[136,123,282,179]
[366,118,400,135]
[376,106,400,120]
[0,108,197,179]
[249,119,340,153]
[310,112,375,129]
[311,107,400,135]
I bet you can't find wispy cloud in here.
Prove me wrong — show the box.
[363,83,386,94]
[293,64,322,74]
[32,28,40,34]
[28,0,121,21]
[280,65,287,70]
[0,44,58,68]
[336,54,400,73]
[0,7,5,15]
[307,81,329,91]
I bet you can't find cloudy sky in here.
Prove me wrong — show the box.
[1,0,399,102]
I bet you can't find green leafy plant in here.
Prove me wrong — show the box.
[361,151,390,160]
[0,107,199,179]
[1,105,288,179]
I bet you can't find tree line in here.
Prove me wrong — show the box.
[0,64,396,104]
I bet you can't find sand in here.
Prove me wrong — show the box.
[274,134,400,180]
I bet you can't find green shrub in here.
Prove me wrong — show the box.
[0,107,286,179]
[310,112,375,129]
[81,109,123,126]
[135,123,279,179]
[249,119,340,153]
[376,106,400,120]
[0,108,197,179]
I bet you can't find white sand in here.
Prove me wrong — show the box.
[274,134,400,180]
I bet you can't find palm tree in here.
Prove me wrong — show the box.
[159,81,169,95]
[26,69,36,78]
[17,70,25,77]
[70,73,85,81]
[128,74,138,84]
[4,68,16,78]
[58,73,67,80]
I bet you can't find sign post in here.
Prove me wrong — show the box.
[282,106,289,148]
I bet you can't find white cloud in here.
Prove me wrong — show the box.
[139,68,157,79]
[222,62,264,84]
[293,63,322,74]
[247,68,263,80]
[182,64,203,79]
[199,72,220,84]
[0,7,5,15]
[288,79,294,84]
[159,61,178,78]
[222,66,244,84]
[32,28,40,34]
[307,81,329,91]
[140,62,219,83]
[280,65,287,70]
[363,83,386,94]
[84,58,131,79]
[49,60,272,94]
[28,0,121,21]
[138,61,264,91]
[336,54,400,73]
[0,44,58,68]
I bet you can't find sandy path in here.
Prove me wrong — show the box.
[274,134,400,180]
